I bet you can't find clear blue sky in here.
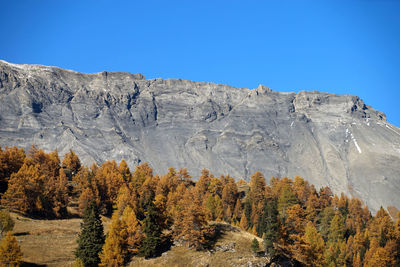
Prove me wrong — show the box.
[2,1,400,126]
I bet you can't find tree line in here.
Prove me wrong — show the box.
[0,145,400,266]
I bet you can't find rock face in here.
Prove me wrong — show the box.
[0,60,399,212]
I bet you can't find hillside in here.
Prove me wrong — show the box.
[1,147,399,266]
[0,60,399,213]
[10,214,267,267]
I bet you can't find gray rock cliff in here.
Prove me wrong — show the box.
[0,60,399,213]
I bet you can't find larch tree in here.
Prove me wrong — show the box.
[177,168,192,186]
[395,211,400,265]
[1,164,43,215]
[118,159,132,183]
[131,162,153,190]
[0,146,25,194]
[62,149,81,177]
[166,182,187,220]
[249,172,266,205]
[233,198,242,222]
[292,221,325,267]
[99,213,126,267]
[208,177,223,197]
[222,179,238,216]
[0,232,22,267]
[47,167,69,217]
[173,188,210,250]
[346,198,369,233]
[205,194,223,221]
[328,212,346,243]
[284,204,306,238]
[292,176,312,205]
[318,186,333,209]
[352,252,362,267]
[318,206,335,241]
[277,184,298,221]
[0,209,15,239]
[239,213,249,231]
[121,206,143,255]
[114,184,138,217]
[366,207,394,247]
[196,169,213,198]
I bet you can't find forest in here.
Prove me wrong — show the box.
[0,145,399,267]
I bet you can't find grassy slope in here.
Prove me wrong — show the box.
[11,212,266,267]
[10,212,111,267]
[129,223,266,267]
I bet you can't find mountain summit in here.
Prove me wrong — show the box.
[0,60,399,213]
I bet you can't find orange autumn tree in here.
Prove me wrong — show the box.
[221,176,238,221]
[0,146,26,194]
[99,213,126,266]
[1,164,40,214]
[291,221,325,266]
[46,168,69,217]
[62,149,81,177]
[173,187,211,250]
[0,232,22,266]
[121,206,143,255]
[118,159,132,182]
[166,182,187,221]
[1,148,69,217]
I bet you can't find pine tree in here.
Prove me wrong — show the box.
[261,198,279,259]
[0,232,22,267]
[139,199,162,258]
[75,201,105,267]
[244,198,252,227]
[251,238,260,254]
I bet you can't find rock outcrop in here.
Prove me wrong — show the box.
[0,60,399,213]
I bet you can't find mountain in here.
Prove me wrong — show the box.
[0,60,399,213]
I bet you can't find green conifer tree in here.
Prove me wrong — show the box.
[244,198,252,227]
[75,201,105,267]
[262,198,279,258]
[251,238,260,254]
[139,199,162,259]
